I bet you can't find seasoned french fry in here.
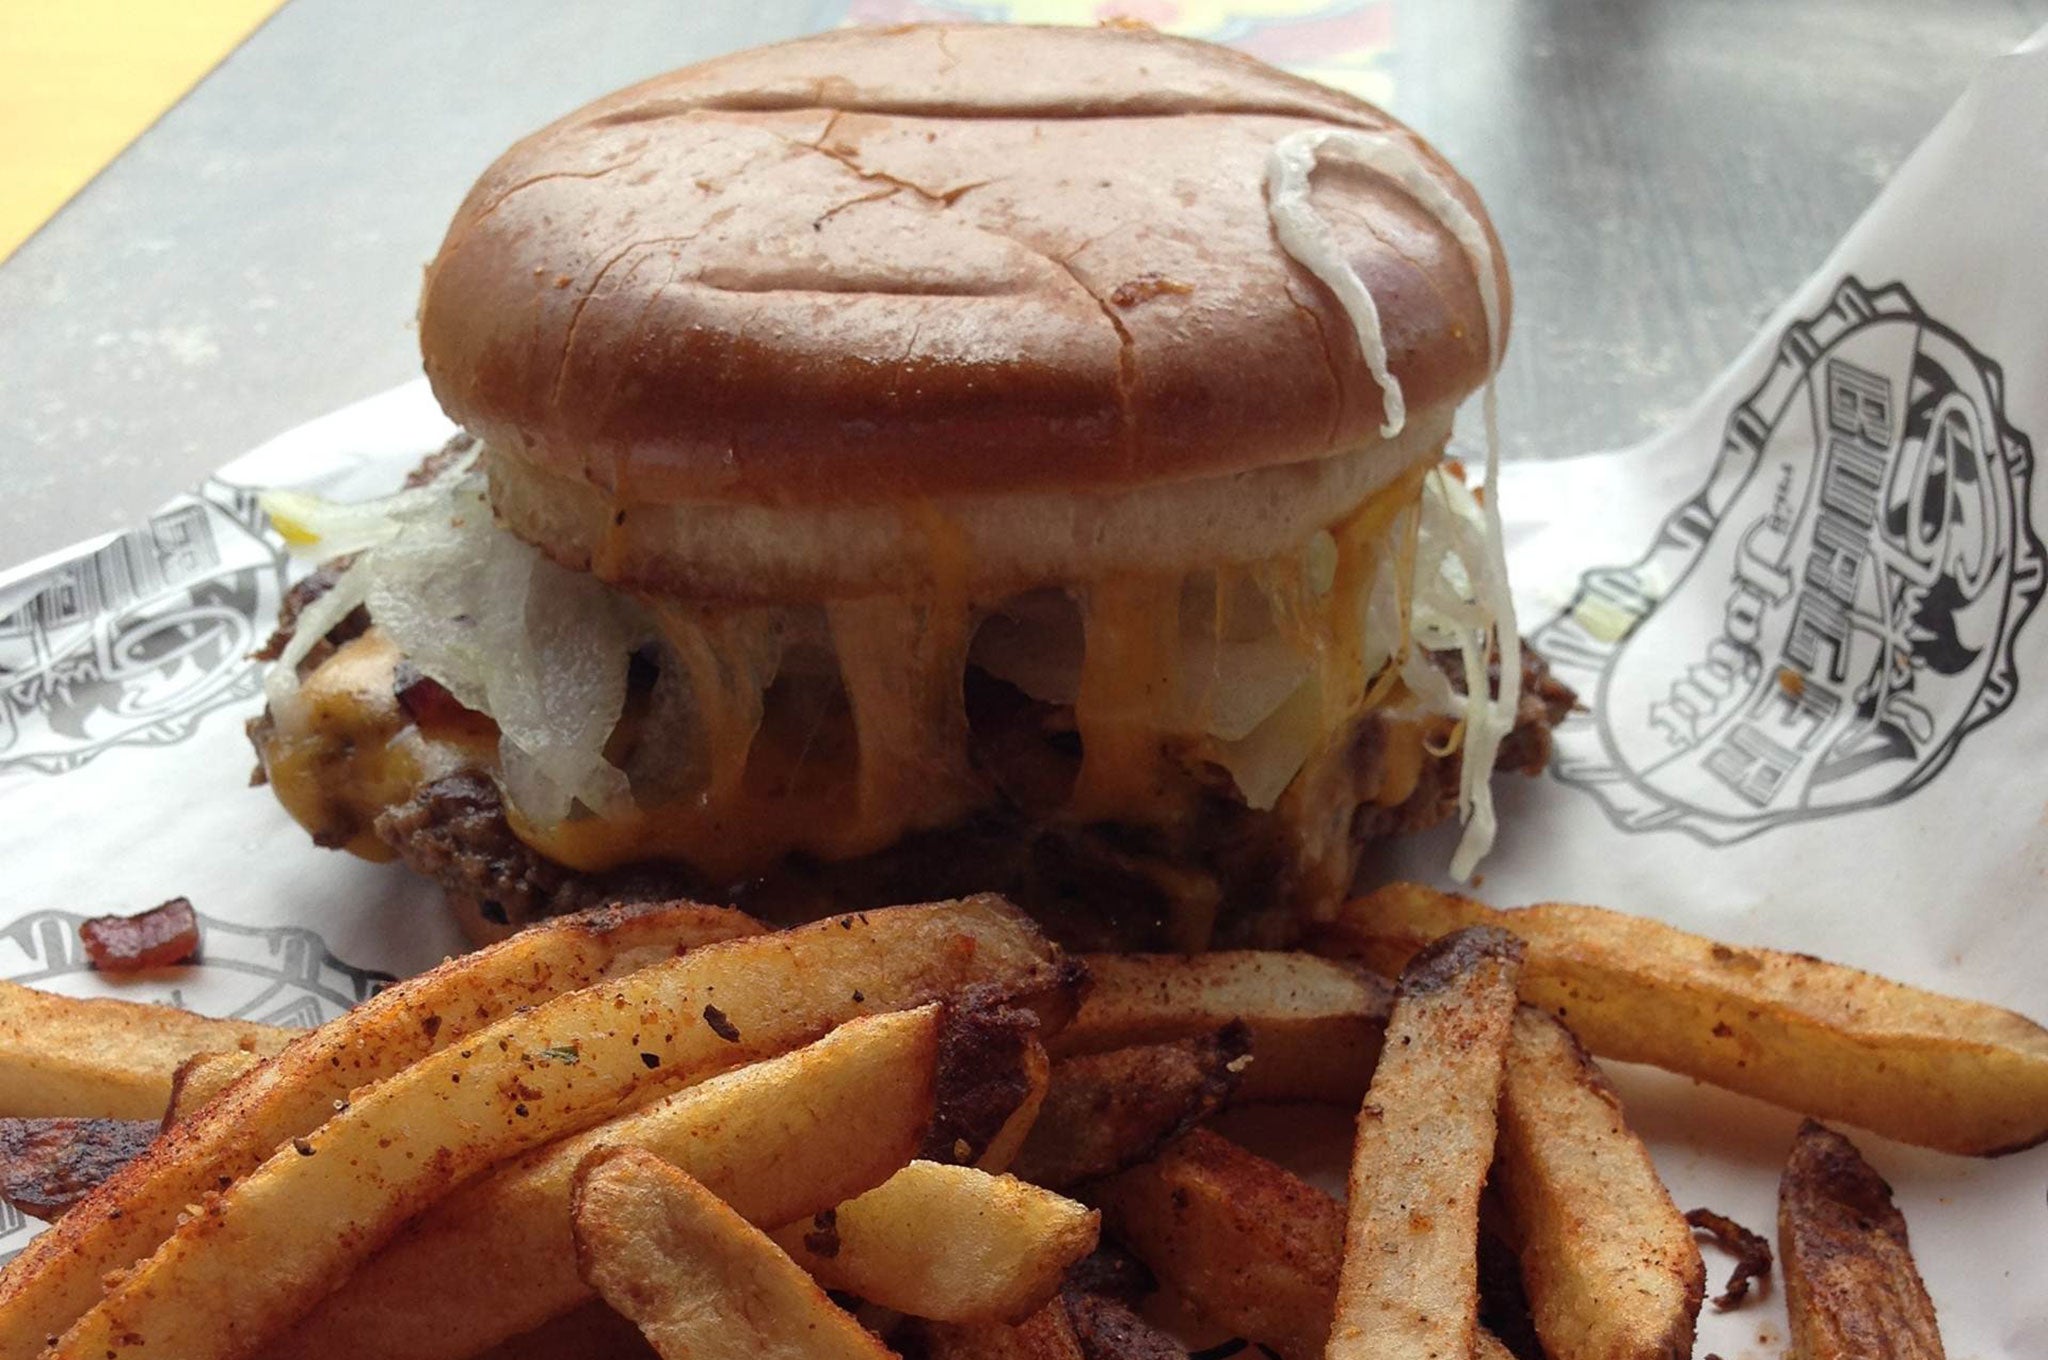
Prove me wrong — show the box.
[47,898,1066,1360]
[0,979,293,1120]
[1329,926,1524,1360]
[163,1049,263,1126]
[572,1146,895,1360]
[1088,1137,1529,1360]
[773,1161,1098,1324]
[0,1118,157,1220]
[1495,1008,1703,1360]
[1330,884,2048,1155]
[0,900,760,1354]
[1091,1128,1342,1360]
[1013,1028,1248,1189]
[273,1006,941,1360]
[912,1301,1087,1360]
[1780,1121,1946,1360]
[1057,952,1388,1104]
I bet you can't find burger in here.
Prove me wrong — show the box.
[250,23,1572,950]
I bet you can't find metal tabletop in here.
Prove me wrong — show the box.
[2,0,2041,564]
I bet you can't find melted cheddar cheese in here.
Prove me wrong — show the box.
[266,462,1448,905]
[512,463,1436,879]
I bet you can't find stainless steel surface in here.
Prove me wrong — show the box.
[2,0,2041,563]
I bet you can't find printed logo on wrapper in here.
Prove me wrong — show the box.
[0,908,391,1263]
[1534,277,2045,843]
[0,480,288,775]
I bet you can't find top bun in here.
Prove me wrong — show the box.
[419,23,1508,513]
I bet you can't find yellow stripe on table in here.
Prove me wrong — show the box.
[0,0,286,262]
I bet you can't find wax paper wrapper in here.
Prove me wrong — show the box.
[3,25,2045,1360]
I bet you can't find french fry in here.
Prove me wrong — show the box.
[1012,1027,1249,1189]
[0,1118,157,1220]
[1329,926,1524,1360]
[1086,1138,1529,1360]
[1494,1008,1703,1360]
[48,898,1068,1360]
[1330,884,2048,1155]
[0,979,293,1119]
[163,1049,263,1126]
[772,1161,1098,1324]
[912,1301,1087,1360]
[571,1145,896,1360]
[1091,1128,1343,1360]
[273,1006,941,1360]
[0,899,761,1356]
[1057,952,1389,1105]
[2,1056,277,1221]
[1779,1121,1946,1360]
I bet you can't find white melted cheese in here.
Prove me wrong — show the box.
[1266,125,1521,880]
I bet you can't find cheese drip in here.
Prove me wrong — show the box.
[262,452,1455,881]
[1266,125,1519,880]
[1012,463,1429,820]
[509,596,986,880]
